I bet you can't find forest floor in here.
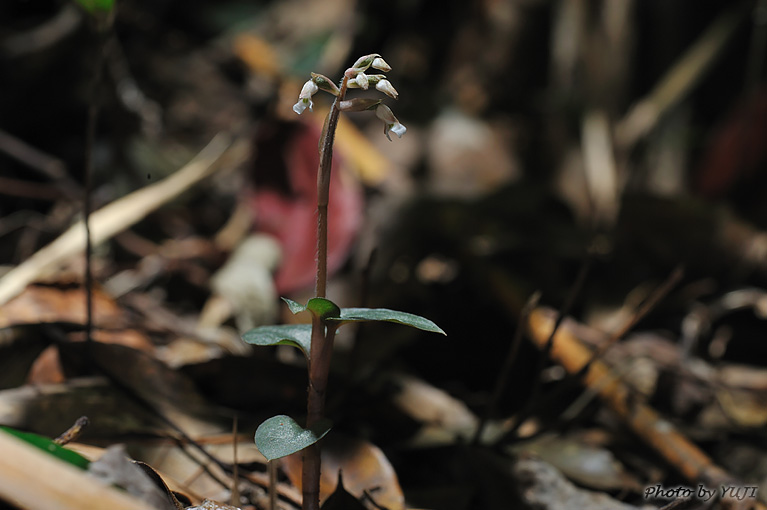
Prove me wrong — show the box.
[1,1,767,509]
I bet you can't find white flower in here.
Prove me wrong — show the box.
[375,79,398,99]
[371,57,391,72]
[292,80,319,115]
[375,104,407,140]
[299,80,319,98]
[390,122,407,138]
[293,98,312,115]
[354,72,369,90]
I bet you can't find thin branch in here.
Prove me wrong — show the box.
[0,176,65,201]
[0,133,234,306]
[524,307,752,496]
[84,27,109,347]
[232,416,240,508]
[473,291,540,445]
[495,266,682,446]
[575,265,684,379]
[0,129,78,197]
[499,253,592,441]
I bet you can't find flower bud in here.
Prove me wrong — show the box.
[349,53,379,72]
[311,73,340,96]
[348,74,373,88]
[354,72,369,90]
[371,57,392,72]
[347,74,397,98]
[375,79,398,99]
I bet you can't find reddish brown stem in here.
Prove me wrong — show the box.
[303,316,337,510]
[304,75,349,510]
[315,77,349,298]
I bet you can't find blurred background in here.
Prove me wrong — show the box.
[2,0,767,509]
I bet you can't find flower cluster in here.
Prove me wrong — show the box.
[292,53,406,140]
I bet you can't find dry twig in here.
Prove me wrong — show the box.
[526,307,767,510]
[0,133,236,306]
[615,4,748,149]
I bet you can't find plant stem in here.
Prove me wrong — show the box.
[315,77,349,299]
[303,317,337,510]
[303,75,349,510]
[268,460,276,510]
[84,27,110,356]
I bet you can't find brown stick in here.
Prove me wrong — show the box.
[526,307,766,505]
[0,130,74,192]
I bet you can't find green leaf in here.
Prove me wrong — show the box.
[281,297,341,320]
[330,308,446,335]
[255,415,331,461]
[74,0,115,13]
[1,427,91,469]
[282,297,306,315]
[242,324,312,357]
[306,298,341,319]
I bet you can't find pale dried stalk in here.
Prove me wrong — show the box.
[615,4,747,149]
[0,431,156,510]
[0,133,234,306]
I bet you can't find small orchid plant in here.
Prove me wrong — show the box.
[242,54,444,510]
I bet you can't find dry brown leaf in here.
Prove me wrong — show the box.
[715,387,767,428]
[58,342,224,438]
[0,284,124,329]
[513,457,655,510]
[390,373,478,444]
[281,434,405,510]
[88,445,178,510]
[512,433,642,492]
[188,499,242,510]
